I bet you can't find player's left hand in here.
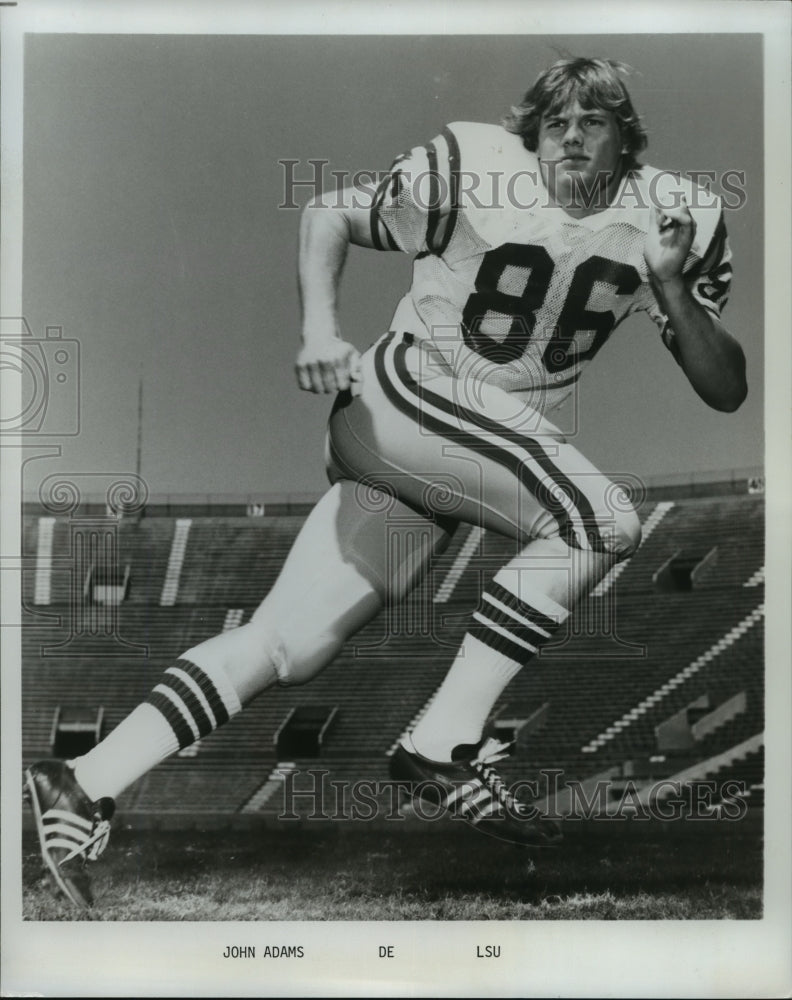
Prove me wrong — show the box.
[644,195,696,283]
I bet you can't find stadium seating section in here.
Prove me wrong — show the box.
[19,490,765,818]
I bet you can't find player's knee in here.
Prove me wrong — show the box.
[605,504,642,561]
[534,487,641,561]
[249,607,340,687]
[272,638,341,687]
[251,624,307,687]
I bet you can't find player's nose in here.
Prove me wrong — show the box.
[562,120,583,145]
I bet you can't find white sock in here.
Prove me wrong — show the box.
[409,580,569,762]
[74,704,180,802]
[409,635,523,761]
[73,658,241,802]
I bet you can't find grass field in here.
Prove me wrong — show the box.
[22,813,763,922]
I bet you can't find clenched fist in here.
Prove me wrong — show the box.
[295,337,362,395]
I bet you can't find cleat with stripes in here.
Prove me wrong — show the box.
[24,760,114,910]
[390,736,562,847]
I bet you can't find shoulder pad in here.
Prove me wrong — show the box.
[443,122,542,214]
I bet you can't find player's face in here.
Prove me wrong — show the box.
[537,100,624,217]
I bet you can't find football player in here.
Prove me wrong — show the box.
[25,58,745,909]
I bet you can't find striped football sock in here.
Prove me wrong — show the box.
[409,581,569,762]
[72,658,241,802]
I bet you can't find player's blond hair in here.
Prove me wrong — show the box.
[503,58,648,170]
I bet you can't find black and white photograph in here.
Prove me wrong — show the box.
[1,1,790,996]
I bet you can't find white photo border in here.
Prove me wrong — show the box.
[1,1,789,997]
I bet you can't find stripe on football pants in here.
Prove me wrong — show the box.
[372,335,575,548]
[384,334,603,550]
[374,333,608,553]
[391,336,604,550]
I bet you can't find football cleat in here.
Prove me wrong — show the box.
[390,736,562,847]
[24,760,115,910]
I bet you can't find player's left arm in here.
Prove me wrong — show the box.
[645,196,747,413]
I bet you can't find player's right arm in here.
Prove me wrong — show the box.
[296,186,383,395]
[296,139,452,394]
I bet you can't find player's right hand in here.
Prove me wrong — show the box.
[295,338,362,395]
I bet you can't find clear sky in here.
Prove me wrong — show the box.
[21,32,764,500]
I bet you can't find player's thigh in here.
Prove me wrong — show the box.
[250,480,453,674]
[328,333,639,556]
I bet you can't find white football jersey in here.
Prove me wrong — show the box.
[373,122,732,412]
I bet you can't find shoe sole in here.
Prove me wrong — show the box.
[24,769,93,911]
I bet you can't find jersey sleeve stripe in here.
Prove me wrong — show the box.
[370,172,401,251]
[686,213,731,312]
[424,141,441,253]
[369,173,389,250]
[698,211,728,275]
[435,126,461,255]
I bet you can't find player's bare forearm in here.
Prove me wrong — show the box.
[298,190,383,339]
[298,202,350,343]
[295,192,377,394]
[651,275,747,412]
[645,198,746,412]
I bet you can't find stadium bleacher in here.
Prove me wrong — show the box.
[19,484,765,821]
